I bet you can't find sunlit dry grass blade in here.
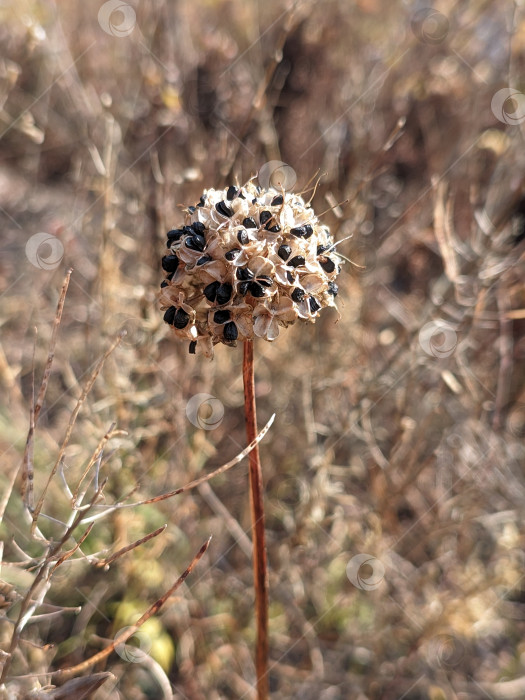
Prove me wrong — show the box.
[53,536,212,681]
[95,524,167,569]
[21,270,72,509]
[31,333,124,536]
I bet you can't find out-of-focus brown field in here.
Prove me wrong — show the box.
[1,1,525,698]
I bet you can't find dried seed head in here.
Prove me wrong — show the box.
[159,181,342,357]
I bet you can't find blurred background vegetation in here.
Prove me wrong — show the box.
[1,0,525,698]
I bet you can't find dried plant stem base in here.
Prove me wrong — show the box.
[243,340,269,700]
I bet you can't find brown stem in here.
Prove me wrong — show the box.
[243,340,269,699]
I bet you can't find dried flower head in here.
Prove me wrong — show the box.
[160,181,341,357]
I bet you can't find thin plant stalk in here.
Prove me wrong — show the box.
[243,339,269,700]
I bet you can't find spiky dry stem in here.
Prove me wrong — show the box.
[243,340,269,700]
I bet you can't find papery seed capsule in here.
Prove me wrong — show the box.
[260,211,272,225]
[271,194,283,205]
[243,217,257,228]
[289,255,306,267]
[191,221,206,235]
[328,281,338,296]
[162,254,179,272]
[224,321,238,341]
[216,283,233,305]
[249,282,266,297]
[225,249,241,261]
[266,224,281,232]
[278,245,291,260]
[257,275,273,287]
[214,310,231,324]
[291,288,305,302]
[204,281,220,302]
[290,226,306,238]
[173,308,190,329]
[185,234,206,252]
[163,306,176,324]
[237,229,249,245]
[197,255,212,266]
[309,296,321,312]
[167,228,184,241]
[226,185,239,200]
[236,267,255,281]
[216,201,234,217]
[189,340,197,353]
[320,256,336,273]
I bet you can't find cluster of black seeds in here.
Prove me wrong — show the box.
[159,181,341,357]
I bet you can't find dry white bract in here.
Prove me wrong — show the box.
[160,182,341,357]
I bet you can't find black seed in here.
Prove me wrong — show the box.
[189,340,197,354]
[328,281,338,296]
[320,257,336,273]
[188,206,196,213]
[237,229,249,245]
[238,280,251,295]
[289,255,306,267]
[214,310,231,324]
[304,224,313,238]
[243,217,257,228]
[291,288,305,302]
[197,255,212,266]
[225,249,241,261]
[163,306,176,324]
[317,244,331,255]
[258,275,273,287]
[249,282,266,297]
[286,271,294,283]
[198,194,206,207]
[278,245,291,260]
[224,321,238,341]
[216,283,233,305]
[185,234,205,252]
[162,254,179,272]
[204,281,220,302]
[239,192,246,199]
[252,198,257,204]
[160,280,169,288]
[309,296,321,312]
[173,308,190,329]
[266,224,281,232]
[226,185,239,201]
[191,221,206,235]
[290,226,306,238]
[166,271,174,281]
[216,200,234,217]
[167,228,184,241]
[236,267,254,281]
[260,210,272,225]
[271,194,283,205]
